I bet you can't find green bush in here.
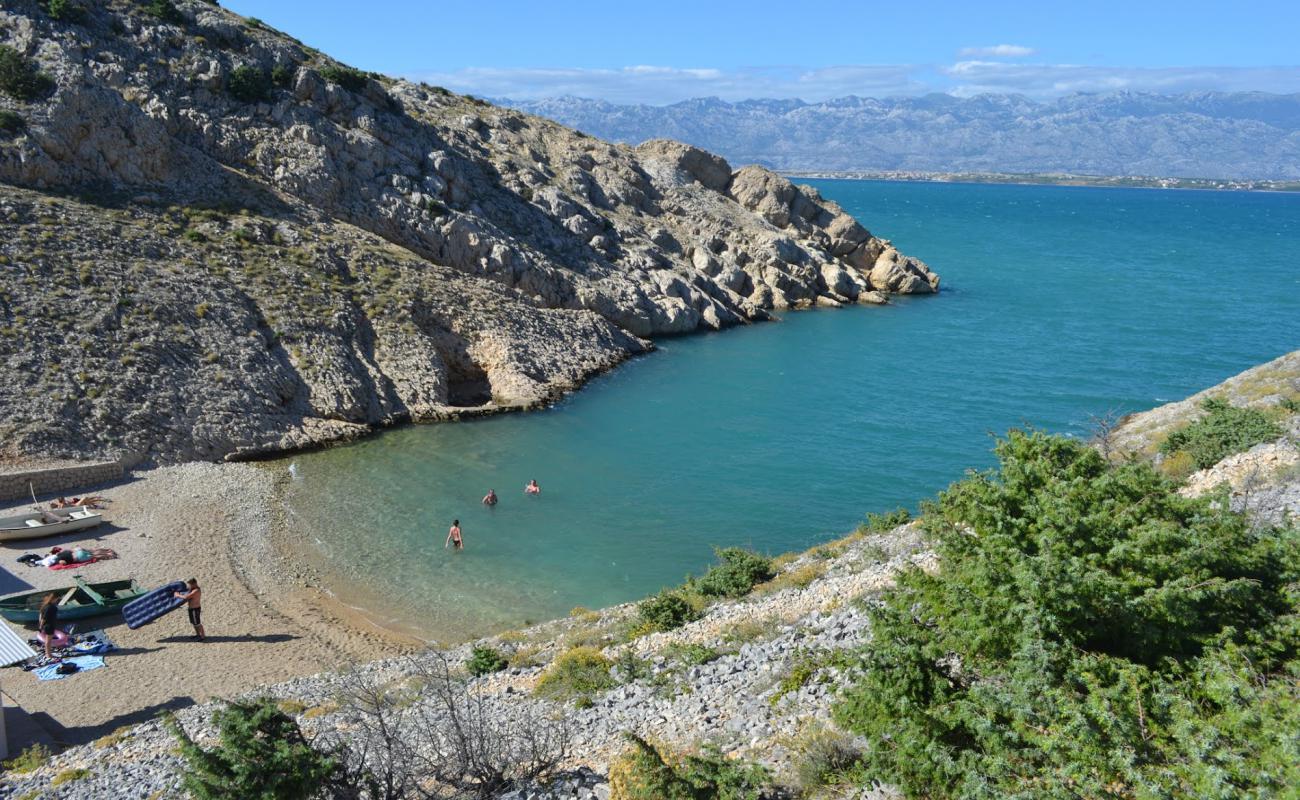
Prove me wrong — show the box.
[3,743,52,774]
[609,734,769,800]
[169,697,338,800]
[533,646,614,703]
[0,110,23,134]
[319,65,367,91]
[834,430,1300,799]
[227,65,271,103]
[465,644,507,677]
[862,506,911,533]
[44,0,87,23]
[693,547,774,598]
[143,0,185,24]
[270,64,294,87]
[0,46,55,101]
[1160,397,1281,469]
[638,590,696,632]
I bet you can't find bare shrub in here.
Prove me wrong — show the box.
[326,654,571,799]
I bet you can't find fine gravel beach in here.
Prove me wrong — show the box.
[0,463,416,747]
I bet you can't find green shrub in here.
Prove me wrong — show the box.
[693,547,774,598]
[790,726,864,793]
[44,0,87,23]
[834,430,1300,799]
[609,734,769,800]
[1160,397,1281,469]
[270,64,294,87]
[227,65,271,103]
[4,743,52,774]
[319,65,367,91]
[533,646,614,703]
[0,46,55,101]
[638,590,696,632]
[862,506,911,533]
[665,642,719,666]
[169,698,337,800]
[465,644,508,677]
[143,0,185,24]
[0,109,24,134]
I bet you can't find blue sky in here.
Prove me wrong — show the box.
[222,0,1300,103]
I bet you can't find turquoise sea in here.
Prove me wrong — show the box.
[275,180,1300,641]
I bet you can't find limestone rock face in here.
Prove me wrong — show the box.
[0,1,939,465]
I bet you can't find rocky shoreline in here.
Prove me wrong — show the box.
[2,350,1295,799]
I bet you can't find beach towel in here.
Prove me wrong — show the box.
[34,655,105,681]
[50,557,101,569]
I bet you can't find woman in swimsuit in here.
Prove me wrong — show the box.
[446,519,463,550]
[525,479,540,495]
[38,593,59,659]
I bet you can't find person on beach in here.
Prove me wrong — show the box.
[525,479,540,495]
[482,489,497,506]
[446,519,463,550]
[174,579,205,641]
[38,593,59,659]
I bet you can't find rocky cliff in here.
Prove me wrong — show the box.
[0,0,938,466]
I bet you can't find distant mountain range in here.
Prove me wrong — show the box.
[503,92,1300,180]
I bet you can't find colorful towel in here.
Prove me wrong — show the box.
[50,558,100,570]
[33,655,105,681]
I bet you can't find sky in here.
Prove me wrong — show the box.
[221,0,1300,104]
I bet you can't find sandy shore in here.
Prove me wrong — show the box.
[0,462,418,747]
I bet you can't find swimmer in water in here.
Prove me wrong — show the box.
[445,519,463,550]
[482,489,498,506]
[525,479,540,495]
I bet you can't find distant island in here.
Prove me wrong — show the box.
[782,169,1300,192]
[504,92,1300,181]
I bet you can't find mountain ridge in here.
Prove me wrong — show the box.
[503,91,1300,179]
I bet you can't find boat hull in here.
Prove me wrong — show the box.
[0,509,104,542]
[0,580,145,624]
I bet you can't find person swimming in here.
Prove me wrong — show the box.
[445,519,463,550]
[524,479,540,495]
[482,489,498,506]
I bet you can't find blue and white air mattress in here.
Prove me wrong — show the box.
[122,581,188,629]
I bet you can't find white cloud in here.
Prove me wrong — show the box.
[941,62,1300,97]
[406,64,929,105]
[405,62,1300,105]
[958,44,1037,58]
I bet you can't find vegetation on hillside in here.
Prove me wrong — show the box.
[834,431,1300,798]
[1159,396,1282,469]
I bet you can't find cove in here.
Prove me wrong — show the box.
[274,179,1300,641]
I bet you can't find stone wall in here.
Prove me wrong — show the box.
[0,461,124,502]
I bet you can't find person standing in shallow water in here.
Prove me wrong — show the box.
[482,489,497,506]
[525,479,540,495]
[446,519,463,550]
[174,578,204,641]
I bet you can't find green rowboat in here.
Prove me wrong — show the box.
[0,577,147,624]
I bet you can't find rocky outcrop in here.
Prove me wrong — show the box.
[0,0,938,464]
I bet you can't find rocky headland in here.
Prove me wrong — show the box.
[0,0,937,467]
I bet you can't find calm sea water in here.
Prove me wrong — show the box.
[274,180,1299,641]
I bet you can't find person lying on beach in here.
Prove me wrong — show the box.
[482,489,498,506]
[173,579,205,641]
[446,519,463,550]
[525,479,540,495]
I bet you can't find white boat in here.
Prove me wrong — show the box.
[0,506,104,542]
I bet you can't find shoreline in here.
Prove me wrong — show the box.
[782,170,1300,193]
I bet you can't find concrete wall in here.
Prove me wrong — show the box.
[0,461,124,502]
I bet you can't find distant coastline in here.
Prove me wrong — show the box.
[782,170,1300,193]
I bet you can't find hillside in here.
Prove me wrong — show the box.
[506,92,1300,179]
[3,351,1296,799]
[0,0,937,466]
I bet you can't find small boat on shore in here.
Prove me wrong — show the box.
[0,507,103,542]
[0,577,146,623]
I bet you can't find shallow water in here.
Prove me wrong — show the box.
[274,180,1300,641]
